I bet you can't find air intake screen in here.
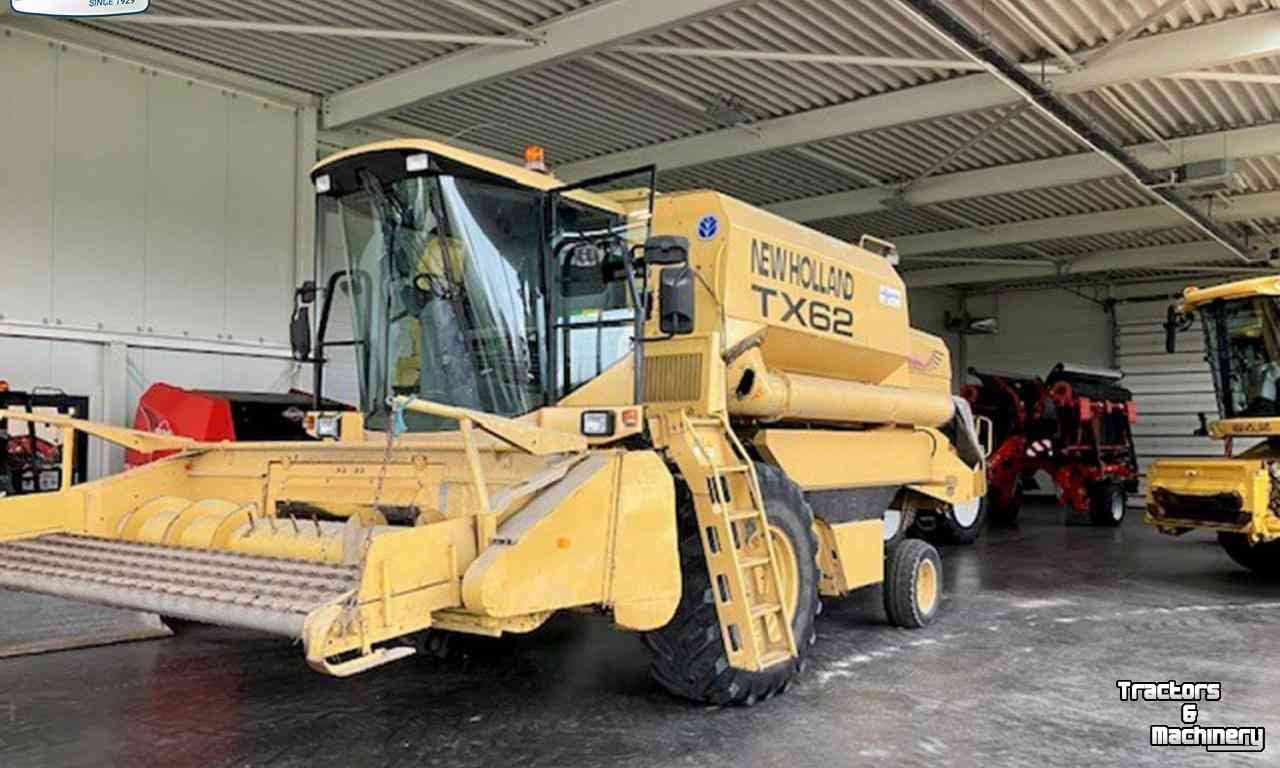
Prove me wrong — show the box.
[644,354,702,403]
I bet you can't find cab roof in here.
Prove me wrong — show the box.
[1182,275,1280,310]
[312,138,625,215]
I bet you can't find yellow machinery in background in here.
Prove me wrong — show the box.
[1150,276,1280,574]
[0,139,985,704]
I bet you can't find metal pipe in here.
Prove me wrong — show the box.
[612,45,1067,75]
[729,354,955,427]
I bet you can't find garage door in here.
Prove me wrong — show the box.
[1114,300,1250,506]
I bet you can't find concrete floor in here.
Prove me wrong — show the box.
[1,502,1277,767]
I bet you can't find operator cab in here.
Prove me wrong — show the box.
[1169,280,1280,421]
[292,141,690,435]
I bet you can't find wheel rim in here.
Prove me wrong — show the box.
[768,523,800,622]
[951,498,981,528]
[883,509,902,541]
[1111,492,1124,522]
[916,559,939,615]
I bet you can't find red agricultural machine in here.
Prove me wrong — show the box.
[962,363,1139,527]
[127,383,351,467]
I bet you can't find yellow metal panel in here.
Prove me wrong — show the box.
[819,519,883,595]
[1209,418,1280,438]
[1183,275,1280,310]
[608,451,680,631]
[756,429,936,490]
[461,454,618,617]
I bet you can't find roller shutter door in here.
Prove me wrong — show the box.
[1114,300,1256,506]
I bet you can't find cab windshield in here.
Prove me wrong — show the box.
[1202,297,1280,418]
[319,163,648,432]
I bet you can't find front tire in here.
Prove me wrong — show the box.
[883,538,943,628]
[1218,533,1280,576]
[1089,482,1126,527]
[643,463,819,706]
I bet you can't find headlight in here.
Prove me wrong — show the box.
[314,174,332,194]
[315,414,342,440]
[580,411,615,437]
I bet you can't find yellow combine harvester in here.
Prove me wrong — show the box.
[0,140,985,704]
[1151,276,1280,574]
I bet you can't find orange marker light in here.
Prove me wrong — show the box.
[556,537,571,549]
[524,144,548,173]
[621,408,639,428]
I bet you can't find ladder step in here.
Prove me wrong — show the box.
[714,465,751,475]
[751,601,784,618]
[738,555,769,569]
[687,417,725,427]
[759,650,792,668]
[726,508,757,522]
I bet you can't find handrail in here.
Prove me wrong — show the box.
[388,397,587,456]
[0,409,196,453]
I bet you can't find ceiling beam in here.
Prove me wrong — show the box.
[100,15,539,46]
[1085,0,1188,66]
[903,240,1253,288]
[890,190,1280,256]
[1163,70,1280,85]
[321,0,748,128]
[559,11,1280,180]
[766,123,1280,222]
[894,0,1252,262]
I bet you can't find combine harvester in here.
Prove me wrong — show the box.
[1151,277,1280,574]
[0,140,985,704]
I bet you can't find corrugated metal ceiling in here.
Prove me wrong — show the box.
[49,0,1280,288]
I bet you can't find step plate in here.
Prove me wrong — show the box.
[0,534,359,638]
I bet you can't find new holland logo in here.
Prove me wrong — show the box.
[697,215,719,241]
[10,0,148,17]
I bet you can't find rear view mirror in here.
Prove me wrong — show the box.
[644,236,690,266]
[290,305,312,361]
[659,266,695,335]
[290,281,315,361]
[1163,305,1192,353]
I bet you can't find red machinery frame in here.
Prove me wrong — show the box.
[963,364,1138,524]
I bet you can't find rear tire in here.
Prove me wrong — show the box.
[1218,533,1280,576]
[1089,482,1126,527]
[883,538,943,628]
[643,463,819,706]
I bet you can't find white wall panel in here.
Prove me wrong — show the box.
[225,96,297,345]
[907,287,962,389]
[964,289,1111,381]
[51,48,147,331]
[144,76,229,339]
[2,30,309,479]
[0,33,55,325]
[0,338,54,390]
[3,30,302,344]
